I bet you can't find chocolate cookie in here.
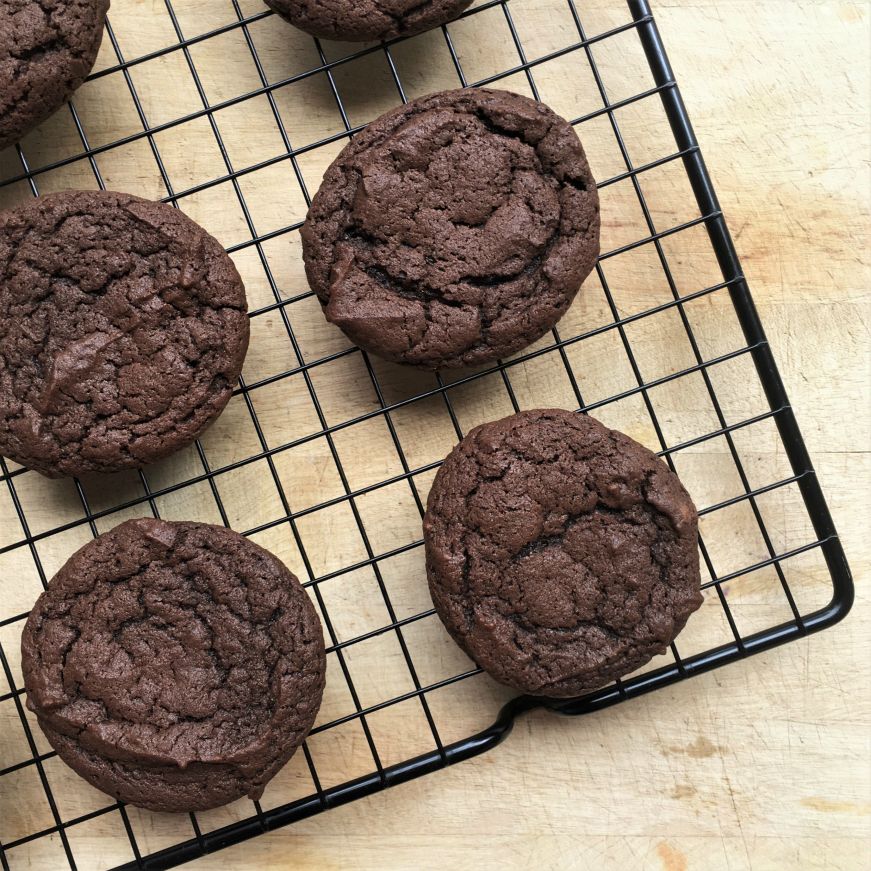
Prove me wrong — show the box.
[0,0,110,151]
[423,409,702,697]
[0,190,249,477]
[301,88,600,369]
[21,518,326,813]
[265,0,474,42]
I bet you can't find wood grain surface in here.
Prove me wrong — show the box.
[0,1,868,870]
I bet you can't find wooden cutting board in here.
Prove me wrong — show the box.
[194,0,871,871]
[0,1,866,869]
[190,3,870,868]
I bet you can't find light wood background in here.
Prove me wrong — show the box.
[0,1,868,870]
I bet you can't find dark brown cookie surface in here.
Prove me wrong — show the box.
[21,518,326,813]
[423,409,702,697]
[301,88,600,369]
[0,0,109,150]
[265,0,473,41]
[0,190,249,477]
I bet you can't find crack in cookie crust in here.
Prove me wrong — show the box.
[423,409,702,697]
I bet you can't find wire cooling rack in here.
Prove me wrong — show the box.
[0,0,854,868]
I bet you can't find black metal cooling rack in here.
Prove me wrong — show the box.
[0,0,855,869]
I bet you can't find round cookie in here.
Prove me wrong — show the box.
[423,409,702,698]
[1,0,110,151]
[0,190,250,477]
[301,88,600,369]
[21,518,326,813]
[265,0,474,42]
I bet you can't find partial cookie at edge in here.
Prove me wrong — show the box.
[1,0,110,150]
[265,0,474,41]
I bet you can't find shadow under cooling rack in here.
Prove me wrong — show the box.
[0,1,853,869]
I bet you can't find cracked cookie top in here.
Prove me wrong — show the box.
[301,88,600,369]
[423,409,702,698]
[0,190,249,477]
[265,0,474,42]
[0,0,110,150]
[21,518,326,812]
